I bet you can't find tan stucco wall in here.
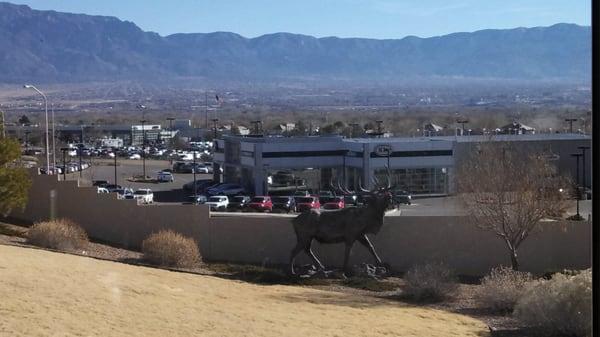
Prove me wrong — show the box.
[10,171,591,275]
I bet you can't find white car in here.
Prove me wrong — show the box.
[97,187,110,194]
[133,188,154,204]
[205,195,229,211]
[157,171,174,182]
[129,153,141,160]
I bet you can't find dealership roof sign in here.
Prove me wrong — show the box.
[374,144,392,157]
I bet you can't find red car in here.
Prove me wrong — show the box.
[323,196,345,210]
[295,196,321,212]
[247,196,273,212]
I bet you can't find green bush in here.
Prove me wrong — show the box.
[514,269,591,336]
[477,266,533,312]
[142,230,201,268]
[403,262,457,302]
[26,219,88,251]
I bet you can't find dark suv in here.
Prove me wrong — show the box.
[228,195,251,211]
[271,196,297,213]
[393,190,412,205]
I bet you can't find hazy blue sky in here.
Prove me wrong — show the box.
[11,0,591,39]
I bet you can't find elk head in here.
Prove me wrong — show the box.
[359,167,394,210]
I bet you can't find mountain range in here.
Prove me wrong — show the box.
[0,2,591,84]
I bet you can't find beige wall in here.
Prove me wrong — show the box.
[10,171,591,275]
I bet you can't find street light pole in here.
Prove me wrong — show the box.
[578,146,590,189]
[114,153,118,187]
[571,153,582,218]
[140,119,147,179]
[166,117,175,164]
[24,84,50,174]
[51,103,56,170]
[192,149,197,195]
[212,118,219,139]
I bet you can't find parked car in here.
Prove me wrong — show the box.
[97,187,110,194]
[92,180,109,187]
[205,183,244,196]
[157,171,174,182]
[205,195,229,211]
[343,194,358,207]
[104,184,123,192]
[113,188,134,200]
[247,196,273,212]
[129,153,141,160]
[393,190,412,205]
[182,179,214,193]
[295,196,321,212]
[189,194,208,205]
[172,161,188,173]
[293,190,310,197]
[227,195,251,211]
[271,196,297,213]
[323,196,345,210]
[133,188,154,204]
[318,190,335,198]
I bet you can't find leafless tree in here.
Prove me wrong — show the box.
[457,142,570,270]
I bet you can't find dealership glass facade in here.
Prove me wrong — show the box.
[375,167,449,195]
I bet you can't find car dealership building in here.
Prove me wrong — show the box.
[213,133,591,196]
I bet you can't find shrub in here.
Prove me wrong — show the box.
[514,269,591,337]
[142,230,201,268]
[477,266,533,312]
[26,219,88,251]
[403,262,457,302]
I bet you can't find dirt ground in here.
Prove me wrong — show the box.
[0,244,490,337]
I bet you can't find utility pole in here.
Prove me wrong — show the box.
[0,109,5,139]
[212,118,219,139]
[166,117,175,164]
[138,104,147,179]
[112,152,118,187]
[205,91,209,129]
[60,147,68,181]
[192,149,197,195]
[51,103,56,170]
[571,153,582,218]
[565,118,577,133]
[578,146,590,189]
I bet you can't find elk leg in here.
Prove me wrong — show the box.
[289,242,305,275]
[305,240,325,271]
[358,234,383,265]
[343,242,354,276]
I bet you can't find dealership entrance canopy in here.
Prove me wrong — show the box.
[213,133,590,197]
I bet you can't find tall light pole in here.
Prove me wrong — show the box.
[166,117,175,164]
[578,146,590,189]
[24,84,50,174]
[571,153,582,218]
[51,103,56,170]
[138,104,147,179]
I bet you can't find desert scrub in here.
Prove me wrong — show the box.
[26,219,88,251]
[403,262,457,302]
[514,269,591,337]
[477,266,534,313]
[142,230,201,268]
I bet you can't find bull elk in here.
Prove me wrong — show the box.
[290,170,394,276]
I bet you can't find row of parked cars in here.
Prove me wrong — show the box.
[40,161,90,175]
[93,180,154,204]
[191,189,412,212]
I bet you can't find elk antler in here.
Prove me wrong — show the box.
[358,178,371,193]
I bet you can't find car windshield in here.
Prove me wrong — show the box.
[328,197,343,202]
[251,197,266,202]
[134,190,149,195]
[272,197,290,203]
[296,197,314,203]
[232,196,247,202]
[208,197,222,202]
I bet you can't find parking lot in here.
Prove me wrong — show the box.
[63,158,212,203]
[55,158,485,217]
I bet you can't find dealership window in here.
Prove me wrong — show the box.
[374,167,448,195]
